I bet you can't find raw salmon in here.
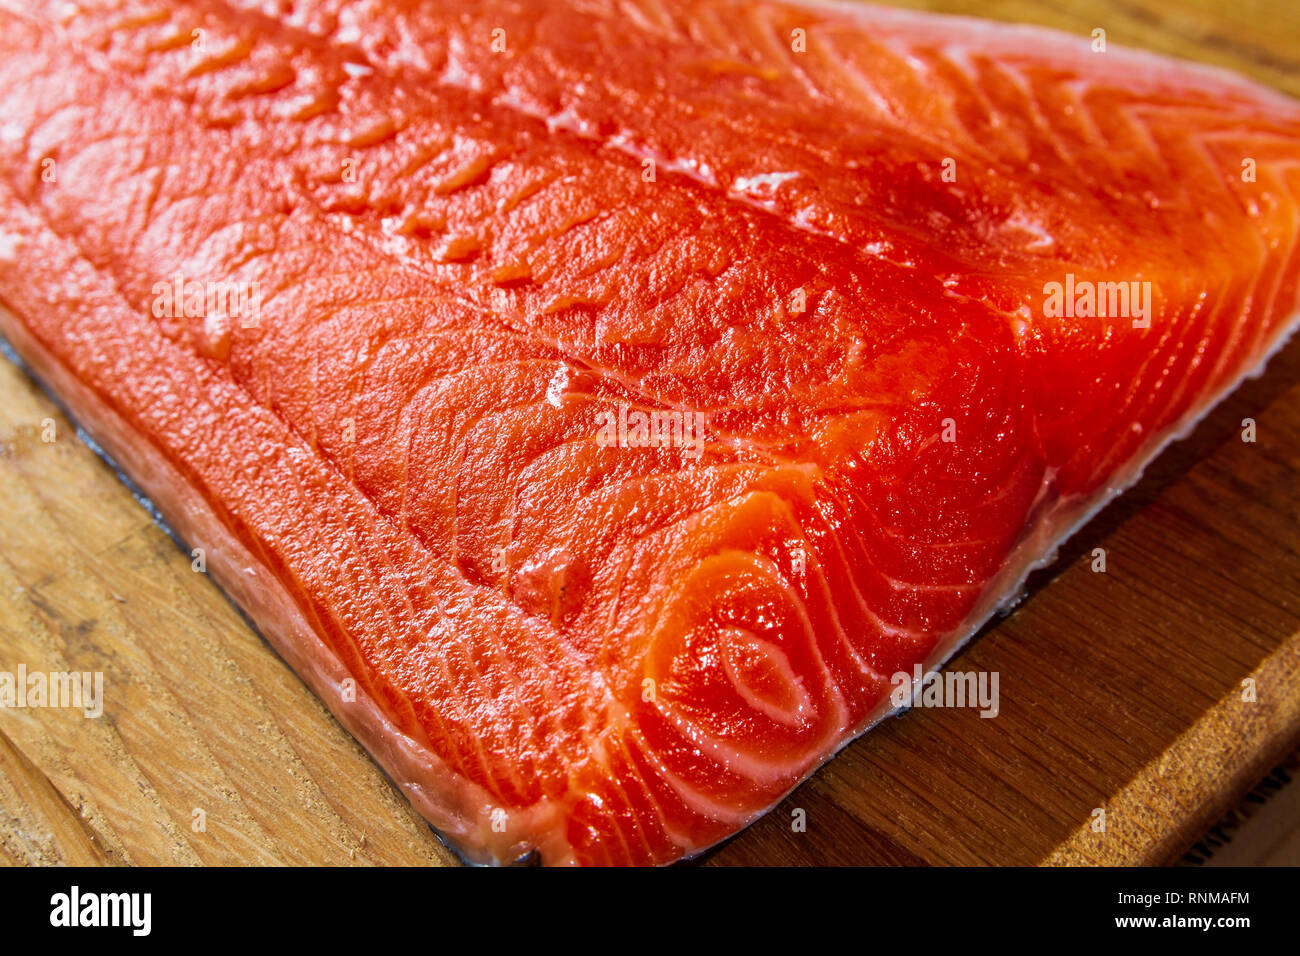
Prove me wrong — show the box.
[1,0,1298,865]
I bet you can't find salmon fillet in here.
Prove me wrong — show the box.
[1,0,1298,865]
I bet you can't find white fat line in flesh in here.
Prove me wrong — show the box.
[909,45,999,163]
[564,773,641,865]
[813,475,985,638]
[1074,285,1205,491]
[989,54,1091,180]
[627,732,761,826]
[616,0,670,35]
[822,532,961,643]
[1060,79,1112,154]
[716,626,818,728]
[694,482,926,660]
[731,170,801,195]
[794,528,909,680]
[567,723,667,862]
[627,716,826,827]
[793,19,895,120]
[814,535,934,645]
[1114,103,1176,175]
[591,687,721,848]
[880,573,987,595]
[544,106,607,144]
[1218,151,1300,384]
[1238,152,1300,330]
[644,569,852,789]
[611,732,701,854]
[665,297,1300,864]
[484,74,1005,311]
[1000,212,1056,254]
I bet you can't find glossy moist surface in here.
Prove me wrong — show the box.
[1,0,1299,864]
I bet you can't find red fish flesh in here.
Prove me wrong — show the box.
[1,0,1298,865]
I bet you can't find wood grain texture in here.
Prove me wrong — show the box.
[1197,750,1300,866]
[1,0,1299,867]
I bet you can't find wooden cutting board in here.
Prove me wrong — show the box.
[2,0,1299,867]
